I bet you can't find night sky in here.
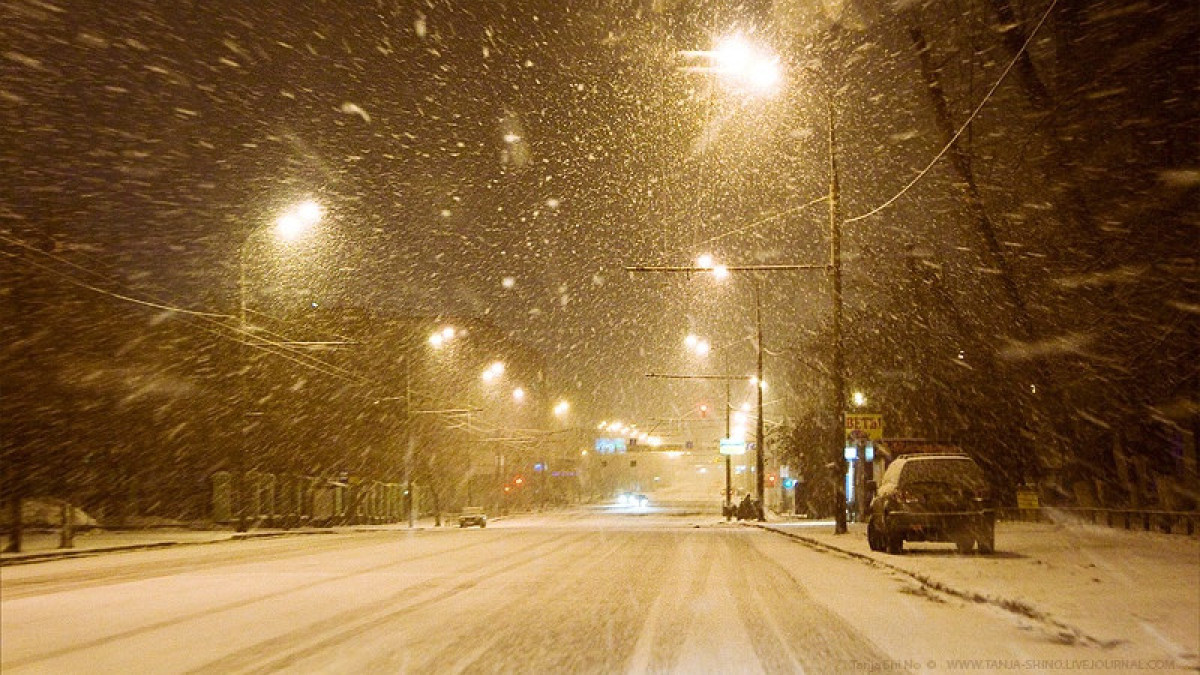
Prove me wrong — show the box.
[4,0,1196,447]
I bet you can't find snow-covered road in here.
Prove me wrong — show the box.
[2,509,1195,673]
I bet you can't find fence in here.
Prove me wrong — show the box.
[999,507,1199,536]
[211,471,409,528]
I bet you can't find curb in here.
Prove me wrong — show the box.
[0,527,402,567]
[752,522,1115,649]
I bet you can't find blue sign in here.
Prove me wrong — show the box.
[594,438,627,454]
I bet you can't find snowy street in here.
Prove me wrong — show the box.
[3,508,1195,673]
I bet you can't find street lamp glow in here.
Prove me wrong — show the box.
[684,334,699,349]
[696,253,715,269]
[554,400,570,418]
[712,36,781,95]
[275,199,322,241]
[482,361,505,382]
[512,387,525,403]
[712,264,730,280]
[852,391,867,407]
[694,339,711,357]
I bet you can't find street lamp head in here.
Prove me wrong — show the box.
[852,391,867,407]
[712,36,782,96]
[429,327,456,349]
[482,361,505,382]
[275,199,322,241]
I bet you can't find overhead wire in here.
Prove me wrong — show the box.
[3,234,376,387]
[844,0,1060,224]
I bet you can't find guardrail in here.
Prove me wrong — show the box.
[999,507,1199,536]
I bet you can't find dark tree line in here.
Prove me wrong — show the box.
[766,0,1197,510]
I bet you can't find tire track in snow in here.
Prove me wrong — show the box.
[4,532,504,671]
[728,529,903,673]
[754,523,1119,650]
[198,531,592,674]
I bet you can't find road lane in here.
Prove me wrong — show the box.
[2,512,1117,673]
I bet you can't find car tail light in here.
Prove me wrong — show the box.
[972,488,989,502]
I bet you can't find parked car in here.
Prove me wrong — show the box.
[458,506,487,528]
[866,453,995,554]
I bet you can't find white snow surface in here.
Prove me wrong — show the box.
[2,509,1197,673]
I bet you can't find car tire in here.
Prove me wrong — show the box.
[886,528,904,555]
[955,532,975,554]
[976,521,995,555]
[867,519,884,552]
[480,522,486,528]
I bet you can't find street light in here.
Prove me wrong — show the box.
[553,400,570,418]
[682,35,783,97]
[627,259,821,520]
[234,199,322,532]
[696,33,853,534]
[482,361,505,382]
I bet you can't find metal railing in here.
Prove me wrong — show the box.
[999,507,1199,536]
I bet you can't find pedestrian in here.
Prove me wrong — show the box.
[738,494,754,521]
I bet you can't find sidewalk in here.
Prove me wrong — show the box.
[759,517,1200,669]
[0,520,444,566]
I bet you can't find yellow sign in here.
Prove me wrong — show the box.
[1016,487,1040,510]
[845,414,884,442]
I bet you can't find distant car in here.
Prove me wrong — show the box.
[634,494,648,507]
[867,453,995,555]
[458,506,487,528]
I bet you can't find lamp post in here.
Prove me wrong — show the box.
[686,334,747,520]
[233,199,321,532]
[631,260,820,519]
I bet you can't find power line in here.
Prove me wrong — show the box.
[844,0,1060,224]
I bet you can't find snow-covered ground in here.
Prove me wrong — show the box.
[765,517,1200,670]
[2,509,1197,673]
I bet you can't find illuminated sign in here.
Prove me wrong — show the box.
[719,438,747,455]
[845,414,884,442]
[594,438,627,454]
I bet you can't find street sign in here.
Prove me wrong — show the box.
[719,438,747,455]
[845,414,884,442]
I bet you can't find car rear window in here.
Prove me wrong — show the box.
[899,458,986,486]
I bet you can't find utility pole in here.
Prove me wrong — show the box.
[645,372,750,519]
[754,277,766,521]
[629,263,820,519]
[828,99,849,535]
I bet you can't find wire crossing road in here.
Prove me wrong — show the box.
[2,509,1105,673]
